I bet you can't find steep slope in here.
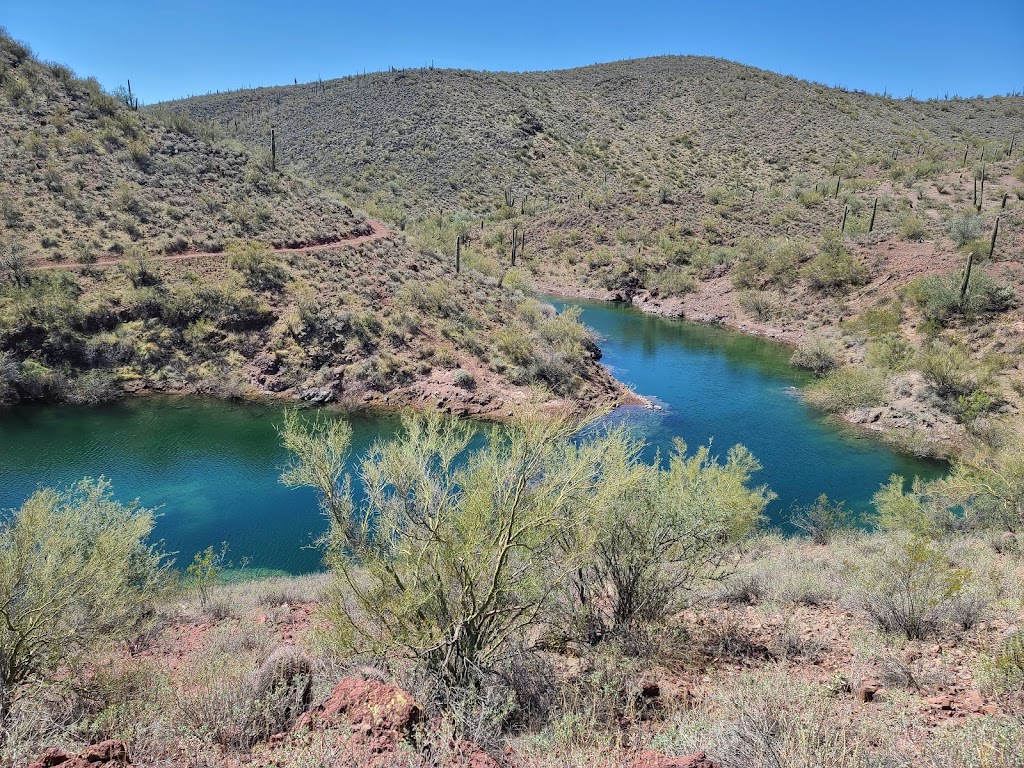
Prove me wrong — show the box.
[0,33,626,415]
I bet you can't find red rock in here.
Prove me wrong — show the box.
[293,677,421,754]
[452,740,500,768]
[27,741,130,768]
[27,747,70,768]
[854,678,881,703]
[630,749,718,768]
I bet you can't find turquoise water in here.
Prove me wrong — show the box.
[0,299,944,575]
[552,296,945,525]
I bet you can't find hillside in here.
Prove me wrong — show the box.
[169,59,1024,455]
[0,33,626,414]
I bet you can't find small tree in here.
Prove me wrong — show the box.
[279,409,354,542]
[283,410,622,686]
[0,479,166,721]
[791,494,852,545]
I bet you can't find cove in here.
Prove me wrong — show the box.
[0,300,945,576]
[551,295,946,524]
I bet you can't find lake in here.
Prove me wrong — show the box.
[0,297,945,574]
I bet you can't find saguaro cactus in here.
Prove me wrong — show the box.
[840,205,849,234]
[456,237,461,274]
[271,128,277,171]
[989,216,1001,260]
[869,197,878,233]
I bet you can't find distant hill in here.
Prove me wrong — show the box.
[166,56,1022,220]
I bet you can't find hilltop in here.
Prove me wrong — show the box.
[0,33,626,414]
[169,58,1024,454]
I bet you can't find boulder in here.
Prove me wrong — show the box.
[28,740,130,768]
[293,677,421,754]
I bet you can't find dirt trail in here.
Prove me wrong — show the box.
[32,218,392,270]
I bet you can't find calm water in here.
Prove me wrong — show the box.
[0,298,944,574]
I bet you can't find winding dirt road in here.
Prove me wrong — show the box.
[32,218,392,270]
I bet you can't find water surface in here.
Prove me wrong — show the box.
[0,299,945,574]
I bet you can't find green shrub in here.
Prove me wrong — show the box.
[805,367,886,412]
[903,272,1017,324]
[553,435,772,644]
[737,290,783,322]
[898,213,927,241]
[864,334,914,372]
[790,494,852,544]
[790,337,840,375]
[802,236,868,293]
[282,412,771,685]
[947,213,983,248]
[852,535,968,639]
[915,343,978,398]
[0,479,166,718]
[650,266,697,297]
[453,368,476,389]
[226,240,287,292]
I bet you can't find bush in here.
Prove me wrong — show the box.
[790,337,840,375]
[453,368,476,389]
[553,435,773,644]
[915,343,978,398]
[790,494,852,544]
[852,536,968,639]
[899,213,928,241]
[947,212,983,248]
[802,237,868,293]
[650,266,697,297]
[804,367,886,413]
[0,479,166,719]
[282,412,772,685]
[936,430,1024,531]
[226,240,287,292]
[904,271,1017,324]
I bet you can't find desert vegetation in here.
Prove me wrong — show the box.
[3,412,1024,767]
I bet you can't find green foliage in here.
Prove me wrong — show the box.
[805,367,886,413]
[903,272,1017,325]
[864,335,914,372]
[790,494,852,544]
[0,479,165,719]
[872,475,948,537]
[947,213,983,248]
[649,266,697,297]
[936,429,1024,531]
[915,343,980,398]
[282,412,771,684]
[278,409,354,539]
[802,235,868,293]
[731,237,807,291]
[554,434,772,644]
[898,213,927,242]
[186,542,231,609]
[226,240,288,292]
[789,337,840,375]
[852,535,968,639]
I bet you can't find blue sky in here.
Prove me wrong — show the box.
[4,1,1022,104]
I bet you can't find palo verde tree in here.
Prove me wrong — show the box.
[281,409,627,685]
[0,478,166,723]
[281,409,773,684]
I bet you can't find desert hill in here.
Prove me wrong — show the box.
[0,32,623,413]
